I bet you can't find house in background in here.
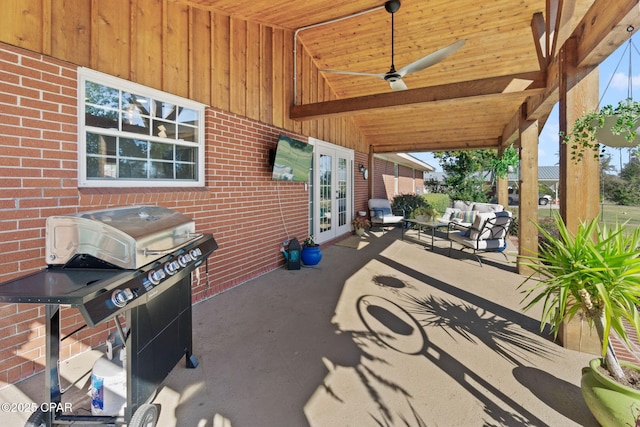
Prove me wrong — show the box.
[372,153,434,199]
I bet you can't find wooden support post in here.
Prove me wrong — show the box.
[368,145,374,201]
[559,38,600,232]
[496,141,509,208]
[518,111,539,275]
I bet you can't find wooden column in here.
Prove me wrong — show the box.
[368,145,374,201]
[496,141,509,208]
[559,38,600,232]
[518,111,539,275]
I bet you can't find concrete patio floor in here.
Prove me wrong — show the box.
[2,227,601,426]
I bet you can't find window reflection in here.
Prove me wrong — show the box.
[83,76,200,182]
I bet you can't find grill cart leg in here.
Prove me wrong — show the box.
[43,304,62,427]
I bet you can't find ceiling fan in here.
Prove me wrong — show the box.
[320,0,465,91]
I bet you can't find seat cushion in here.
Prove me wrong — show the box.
[469,212,496,240]
[449,231,506,251]
[379,215,404,224]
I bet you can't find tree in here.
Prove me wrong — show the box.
[434,150,499,202]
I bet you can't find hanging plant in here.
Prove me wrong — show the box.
[562,98,640,162]
[489,144,519,180]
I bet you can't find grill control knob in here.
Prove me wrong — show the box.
[178,254,191,267]
[148,269,166,285]
[189,248,202,260]
[164,260,180,275]
[112,288,134,308]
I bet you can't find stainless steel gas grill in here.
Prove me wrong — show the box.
[0,206,218,427]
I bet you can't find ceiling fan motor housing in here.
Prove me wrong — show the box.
[384,74,401,83]
[385,0,401,14]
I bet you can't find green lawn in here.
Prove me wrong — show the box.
[510,203,640,230]
[600,204,640,228]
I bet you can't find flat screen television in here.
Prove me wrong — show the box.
[270,134,313,182]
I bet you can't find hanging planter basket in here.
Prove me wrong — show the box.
[594,114,640,147]
[564,28,640,160]
[565,99,640,161]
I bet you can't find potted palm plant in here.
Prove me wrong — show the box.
[563,98,640,162]
[519,214,640,426]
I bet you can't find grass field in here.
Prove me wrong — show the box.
[512,203,640,229]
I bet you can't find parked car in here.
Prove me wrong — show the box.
[508,187,553,205]
[538,194,553,205]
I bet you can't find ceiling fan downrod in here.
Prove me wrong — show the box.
[385,0,401,74]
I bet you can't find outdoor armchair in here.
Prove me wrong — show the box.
[368,199,405,232]
[447,210,512,266]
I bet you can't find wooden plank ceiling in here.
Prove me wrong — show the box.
[177,0,638,154]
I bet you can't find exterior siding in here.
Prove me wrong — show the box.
[0,42,318,387]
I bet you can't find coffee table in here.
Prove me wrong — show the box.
[402,219,448,250]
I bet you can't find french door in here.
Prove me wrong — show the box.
[312,139,353,244]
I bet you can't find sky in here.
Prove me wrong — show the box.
[412,32,640,173]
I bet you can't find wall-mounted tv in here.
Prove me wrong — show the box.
[271,134,313,182]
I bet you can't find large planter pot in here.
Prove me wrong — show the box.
[354,227,366,236]
[594,115,640,147]
[301,245,322,266]
[581,358,640,427]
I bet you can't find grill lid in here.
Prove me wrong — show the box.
[46,206,197,269]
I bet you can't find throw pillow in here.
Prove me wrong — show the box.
[453,210,478,224]
[441,207,460,221]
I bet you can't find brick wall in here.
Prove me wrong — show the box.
[372,158,425,201]
[0,42,313,387]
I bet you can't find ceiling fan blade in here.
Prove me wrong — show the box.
[388,78,408,91]
[397,39,466,77]
[320,69,386,79]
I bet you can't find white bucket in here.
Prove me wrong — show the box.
[90,348,126,416]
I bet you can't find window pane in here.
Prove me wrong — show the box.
[177,124,197,142]
[150,142,173,160]
[119,159,147,178]
[120,138,148,158]
[86,133,116,156]
[150,100,176,120]
[85,82,119,108]
[175,146,195,162]
[154,120,175,139]
[176,163,195,180]
[150,161,173,179]
[85,106,119,129]
[87,156,116,178]
[177,107,198,125]
[122,92,150,135]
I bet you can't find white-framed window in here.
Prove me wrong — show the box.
[78,68,205,188]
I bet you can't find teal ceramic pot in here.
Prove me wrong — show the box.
[581,358,640,426]
[301,245,322,266]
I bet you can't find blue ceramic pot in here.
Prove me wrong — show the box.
[301,245,322,266]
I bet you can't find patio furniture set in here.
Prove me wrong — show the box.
[368,199,513,266]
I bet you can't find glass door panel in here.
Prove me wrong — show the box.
[314,142,353,243]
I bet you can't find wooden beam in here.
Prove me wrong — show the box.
[527,0,640,121]
[531,12,547,70]
[290,71,545,120]
[547,0,563,59]
[373,138,499,153]
[502,106,522,146]
[575,0,640,68]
